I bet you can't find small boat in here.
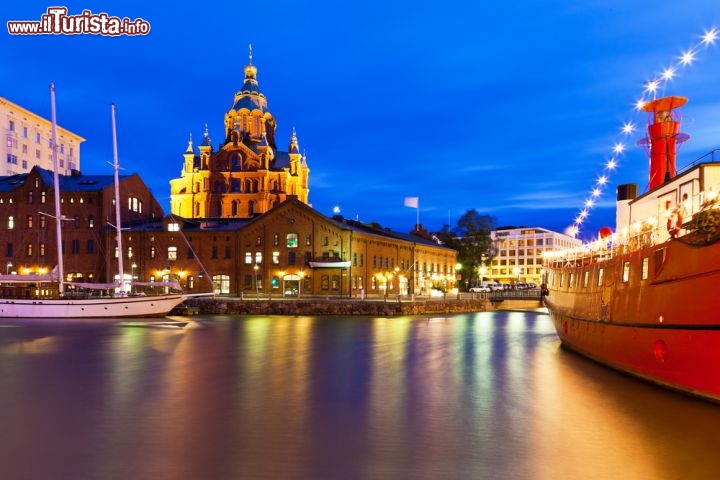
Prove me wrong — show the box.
[543,94,720,402]
[0,85,191,320]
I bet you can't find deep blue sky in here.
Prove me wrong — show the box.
[3,1,720,239]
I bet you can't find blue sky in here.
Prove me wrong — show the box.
[3,1,720,239]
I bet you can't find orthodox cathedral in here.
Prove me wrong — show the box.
[169,51,310,218]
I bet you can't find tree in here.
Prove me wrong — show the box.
[445,209,495,288]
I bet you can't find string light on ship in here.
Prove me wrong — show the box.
[568,27,719,239]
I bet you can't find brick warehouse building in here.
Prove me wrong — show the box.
[126,199,456,297]
[1,54,457,297]
[0,171,456,297]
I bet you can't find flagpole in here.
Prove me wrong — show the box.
[416,199,420,229]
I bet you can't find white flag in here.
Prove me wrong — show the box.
[404,197,419,208]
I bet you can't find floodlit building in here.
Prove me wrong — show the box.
[1,95,84,176]
[488,226,581,284]
[169,54,310,219]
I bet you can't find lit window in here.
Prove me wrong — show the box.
[622,262,630,283]
[245,252,252,264]
[168,223,179,232]
[272,251,280,264]
[255,252,262,263]
[641,257,649,280]
[287,233,298,248]
[168,246,178,260]
[7,216,14,230]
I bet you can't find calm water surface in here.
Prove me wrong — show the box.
[1,310,719,479]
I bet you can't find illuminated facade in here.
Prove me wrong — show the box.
[138,199,457,297]
[489,227,580,284]
[169,55,310,219]
[0,166,163,282]
[1,58,456,298]
[1,96,84,177]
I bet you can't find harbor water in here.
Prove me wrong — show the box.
[1,310,719,479]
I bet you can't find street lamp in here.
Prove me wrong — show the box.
[253,264,260,297]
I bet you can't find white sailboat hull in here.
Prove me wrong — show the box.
[0,294,187,320]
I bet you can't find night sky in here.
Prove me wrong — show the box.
[3,1,720,239]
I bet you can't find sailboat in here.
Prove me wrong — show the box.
[0,84,190,320]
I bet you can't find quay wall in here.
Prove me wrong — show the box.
[186,297,546,316]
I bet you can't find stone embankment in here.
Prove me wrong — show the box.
[185,296,545,316]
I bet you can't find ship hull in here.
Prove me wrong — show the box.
[0,294,187,321]
[544,237,720,402]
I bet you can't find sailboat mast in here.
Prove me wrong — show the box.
[50,83,64,295]
[111,104,124,291]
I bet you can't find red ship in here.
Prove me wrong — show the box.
[543,94,720,402]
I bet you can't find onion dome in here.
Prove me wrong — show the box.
[231,44,268,113]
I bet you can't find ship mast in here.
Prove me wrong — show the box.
[111,104,125,293]
[50,83,64,295]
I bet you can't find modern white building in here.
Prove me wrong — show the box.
[488,226,581,284]
[2,96,84,176]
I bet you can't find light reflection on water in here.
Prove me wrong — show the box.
[0,311,719,479]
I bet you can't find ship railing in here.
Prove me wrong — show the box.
[545,184,720,268]
[677,148,720,175]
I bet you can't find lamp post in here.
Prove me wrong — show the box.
[253,264,259,297]
[298,270,305,298]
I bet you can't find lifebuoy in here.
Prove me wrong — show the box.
[667,210,682,236]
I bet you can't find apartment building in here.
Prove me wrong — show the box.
[1,95,84,176]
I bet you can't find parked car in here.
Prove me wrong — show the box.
[469,286,491,293]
